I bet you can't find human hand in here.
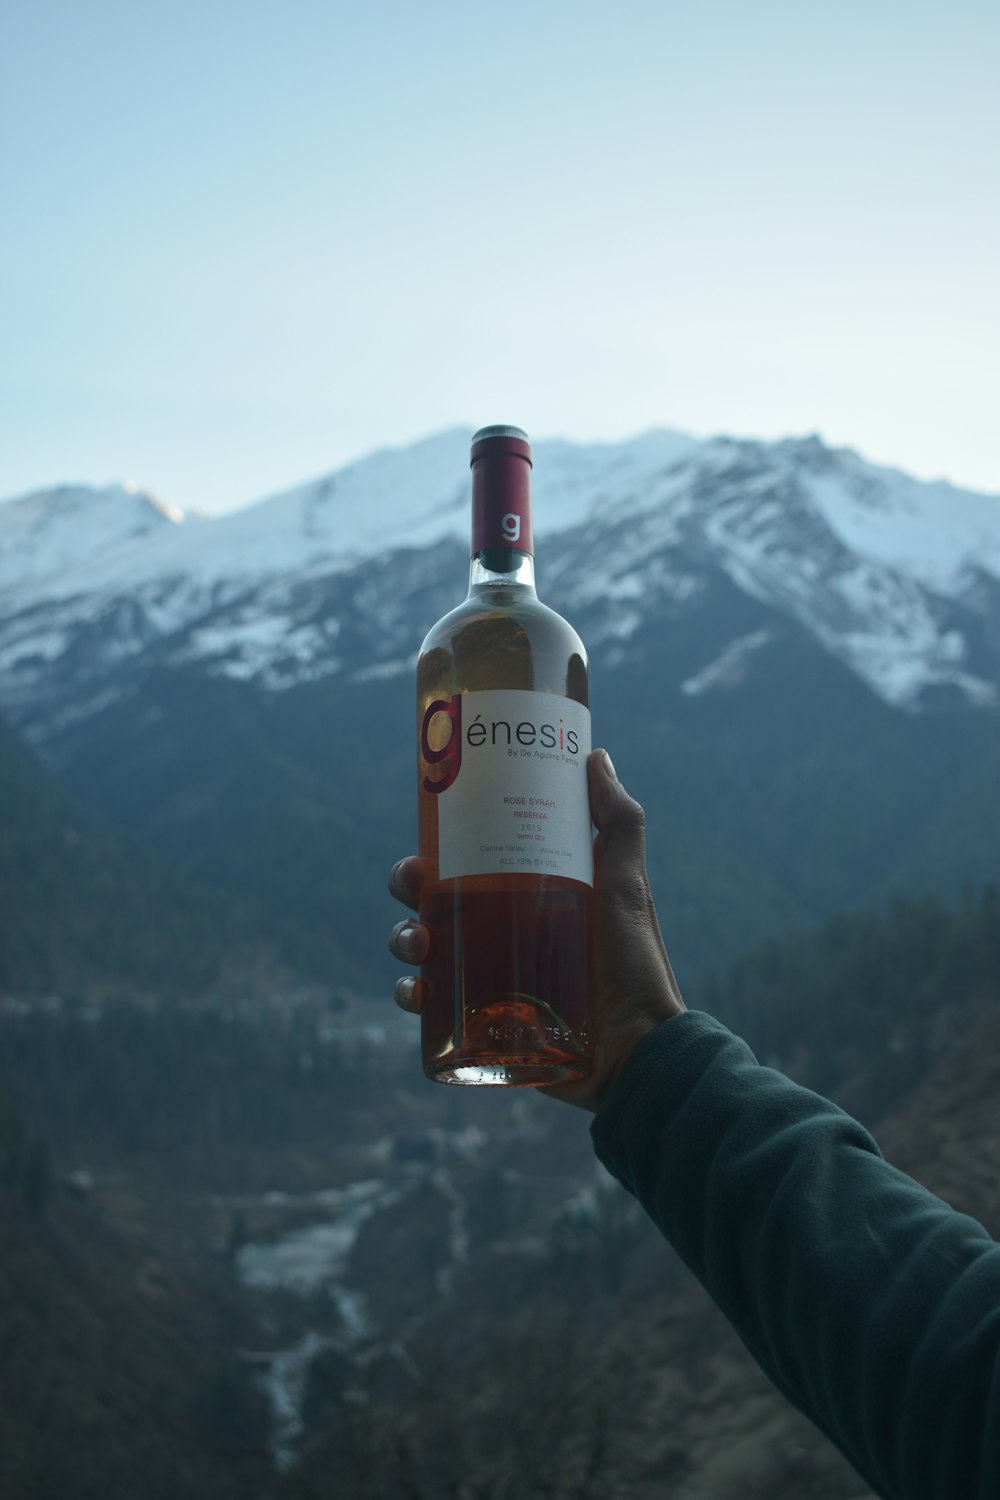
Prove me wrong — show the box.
[388,749,685,1112]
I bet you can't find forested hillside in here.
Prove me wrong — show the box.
[703,886,1000,1127]
[279,890,1000,1499]
[0,1089,273,1500]
[1,887,997,1498]
[0,714,341,998]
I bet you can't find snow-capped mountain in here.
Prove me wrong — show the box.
[4,425,1000,985]
[1,428,998,733]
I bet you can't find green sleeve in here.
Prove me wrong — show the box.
[591,1011,1000,1500]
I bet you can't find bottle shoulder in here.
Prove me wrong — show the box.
[418,589,588,704]
[419,590,587,662]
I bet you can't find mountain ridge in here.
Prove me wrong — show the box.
[2,428,999,730]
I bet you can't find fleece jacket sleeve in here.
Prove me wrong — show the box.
[590,1011,1000,1500]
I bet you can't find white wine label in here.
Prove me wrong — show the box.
[423,689,593,885]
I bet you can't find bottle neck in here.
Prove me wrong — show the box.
[468,548,536,596]
[469,432,534,585]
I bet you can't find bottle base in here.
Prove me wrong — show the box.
[425,1056,587,1088]
[422,993,590,1087]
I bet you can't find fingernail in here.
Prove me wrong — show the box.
[395,972,419,1008]
[396,924,421,960]
[602,751,618,781]
[389,858,405,888]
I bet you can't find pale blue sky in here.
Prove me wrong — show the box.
[1,0,997,513]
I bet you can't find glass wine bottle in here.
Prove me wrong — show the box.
[416,425,593,1086]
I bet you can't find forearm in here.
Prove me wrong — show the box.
[591,1011,1000,1500]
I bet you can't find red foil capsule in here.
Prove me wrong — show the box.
[470,425,534,557]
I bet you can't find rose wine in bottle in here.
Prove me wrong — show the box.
[416,425,593,1086]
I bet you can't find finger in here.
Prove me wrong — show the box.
[388,918,430,964]
[588,749,647,882]
[394,975,425,1014]
[588,748,672,969]
[388,855,423,914]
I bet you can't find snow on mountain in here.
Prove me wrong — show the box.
[793,439,1000,593]
[0,482,185,592]
[0,428,998,725]
[0,428,702,606]
[249,426,701,562]
[658,437,1000,709]
[0,428,703,709]
[682,630,774,697]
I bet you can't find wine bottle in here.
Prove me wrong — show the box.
[416,425,593,1086]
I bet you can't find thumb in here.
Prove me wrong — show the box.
[588,749,648,892]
